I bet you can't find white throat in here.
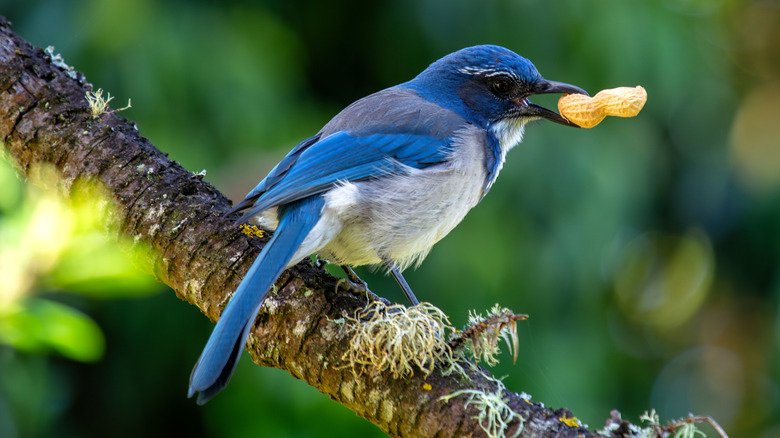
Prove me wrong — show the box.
[482,117,530,195]
[490,117,529,154]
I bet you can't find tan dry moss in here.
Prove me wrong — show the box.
[339,301,464,380]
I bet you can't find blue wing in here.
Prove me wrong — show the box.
[232,130,453,222]
[227,87,468,222]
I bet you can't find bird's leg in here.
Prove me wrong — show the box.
[382,258,420,306]
[336,264,372,295]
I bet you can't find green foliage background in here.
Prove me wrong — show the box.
[1,0,779,437]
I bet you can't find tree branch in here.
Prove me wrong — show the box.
[0,16,675,438]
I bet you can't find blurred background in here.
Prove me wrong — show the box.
[1,0,779,437]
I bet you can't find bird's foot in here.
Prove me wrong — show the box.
[335,265,373,297]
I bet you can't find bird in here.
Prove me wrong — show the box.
[188,44,587,404]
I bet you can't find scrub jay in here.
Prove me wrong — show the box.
[189,45,587,404]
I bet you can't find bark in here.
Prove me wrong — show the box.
[0,16,644,438]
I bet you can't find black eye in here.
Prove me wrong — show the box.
[488,76,515,96]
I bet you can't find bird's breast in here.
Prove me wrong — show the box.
[318,126,489,269]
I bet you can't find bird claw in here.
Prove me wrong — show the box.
[335,277,373,296]
[335,265,373,296]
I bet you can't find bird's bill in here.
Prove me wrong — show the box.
[520,79,589,128]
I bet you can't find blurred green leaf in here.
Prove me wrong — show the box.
[0,298,105,362]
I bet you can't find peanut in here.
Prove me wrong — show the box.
[558,86,647,128]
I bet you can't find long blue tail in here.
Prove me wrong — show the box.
[188,196,325,404]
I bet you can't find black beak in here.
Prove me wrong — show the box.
[519,79,589,127]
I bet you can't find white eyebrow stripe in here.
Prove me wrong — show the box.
[484,71,519,81]
[456,66,520,82]
[457,66,493,75]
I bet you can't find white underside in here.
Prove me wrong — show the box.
[289,126,492,270]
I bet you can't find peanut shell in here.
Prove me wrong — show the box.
[558,86,647,128]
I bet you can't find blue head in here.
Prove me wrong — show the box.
[405,45,587,129]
